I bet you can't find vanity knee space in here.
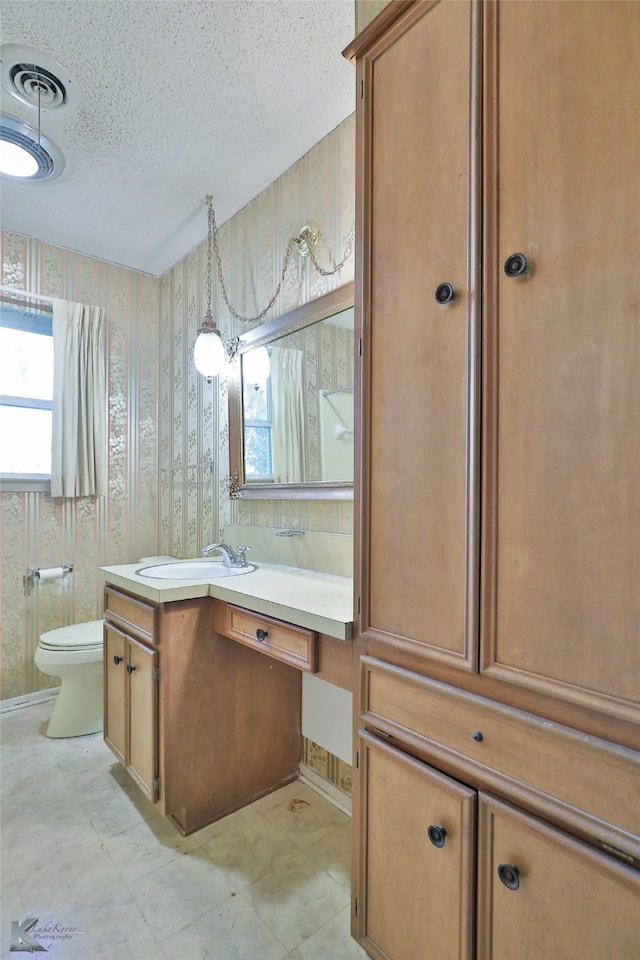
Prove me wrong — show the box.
[101,567,354,836]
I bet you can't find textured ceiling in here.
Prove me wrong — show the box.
[0,0,355,276]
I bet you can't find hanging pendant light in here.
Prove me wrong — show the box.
[192,193,355,378]
[193,195,226,379]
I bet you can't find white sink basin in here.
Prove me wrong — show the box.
[136,560,257,580]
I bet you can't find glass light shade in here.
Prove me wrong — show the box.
[242,345,271,386]
[0,139,39,177]
[193,329,226,378]
[0,116,65,180]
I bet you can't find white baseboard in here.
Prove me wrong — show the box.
[298,762,352,816]
[0,688,59,714]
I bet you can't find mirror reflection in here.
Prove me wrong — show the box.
[228,282,354,500]
[242,306,354,484]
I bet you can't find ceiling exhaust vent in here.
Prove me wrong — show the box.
[0,44,79,112]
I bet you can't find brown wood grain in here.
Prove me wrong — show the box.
[481,0,640,722]
[359,0,479,671]
[216,602,318,673]
[477,795,640,960]
[316,634,354,691]
[358,731,475,960]
[103,623,126,765]
[104,590,303,835]
[362,656,640,852]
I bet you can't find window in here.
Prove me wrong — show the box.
[0,305,53,479]
[243,373,273,481]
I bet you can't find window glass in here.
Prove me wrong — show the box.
[0,306,53,478]
[243,375,273,480]
[0,407,52,474]
[244,425,273,479]
[0,326,53,399]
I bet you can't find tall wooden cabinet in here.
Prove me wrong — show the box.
[346,1,640,956]
[480,0,640,724]
[359,0,480,674]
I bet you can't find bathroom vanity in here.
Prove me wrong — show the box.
[100,562,353,835]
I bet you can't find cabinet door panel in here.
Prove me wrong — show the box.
[478,794,640,960]
[127,636,159,802]
[482,0,640,721]
[357,732,475,960]
[104,624,126,764]
[360,0,480,671]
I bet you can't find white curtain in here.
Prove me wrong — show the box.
[51,299,107,498]
[270,346,306,483]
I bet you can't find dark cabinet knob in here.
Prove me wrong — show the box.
[434,282,455,305]
[503,253,528,278]
[126,664,136,674]
[427,825,447,848]
[497,863,520,890]
[472,731,483,742]
[113,655,123,665]
[256,628,268,643]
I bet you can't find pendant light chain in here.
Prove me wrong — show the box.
[206,196,354,326]
[308,229,354,277]
[37,78,42,147]
[205,196,214,322]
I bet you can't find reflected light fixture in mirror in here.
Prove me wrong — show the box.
[228,281,354,500]
[242,345,270,386]
[192,194,355,380]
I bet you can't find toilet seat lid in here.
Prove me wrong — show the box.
[39,620,104,651]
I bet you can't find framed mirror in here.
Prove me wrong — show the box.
[228,281,354,499]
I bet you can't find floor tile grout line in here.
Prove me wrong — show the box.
[2,701,358,960]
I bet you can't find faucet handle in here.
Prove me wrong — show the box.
[234,545,251,566]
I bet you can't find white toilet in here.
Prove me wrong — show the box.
[34,620,104,738]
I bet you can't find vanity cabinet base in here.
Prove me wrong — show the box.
[104,589,302,836]
[162,609,302,836]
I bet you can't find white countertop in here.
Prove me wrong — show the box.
[100,560,354,641]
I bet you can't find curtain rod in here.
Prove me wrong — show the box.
[0,285,56,305]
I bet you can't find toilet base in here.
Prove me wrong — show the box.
[45,673,104,738]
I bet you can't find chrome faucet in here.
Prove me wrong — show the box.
[202,542,251,567]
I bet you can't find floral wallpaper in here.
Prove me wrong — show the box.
[0,232,159,700]
[159,114,356,556]
[1,114,356,701]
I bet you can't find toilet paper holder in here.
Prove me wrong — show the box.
[24,562,73,595]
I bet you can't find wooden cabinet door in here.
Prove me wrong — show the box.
[126,636,159,802]
[358,0,481,672]
[478,794,640,960]
[481,0,640,722]
[103,623,126,764]
[356,732,475,960]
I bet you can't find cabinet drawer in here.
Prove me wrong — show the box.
[216,603,317,673]
[104,587,157,644]
[362,657,640,855]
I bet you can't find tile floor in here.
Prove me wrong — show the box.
[1,700,368,960]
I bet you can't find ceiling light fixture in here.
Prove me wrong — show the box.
[0,45,75,183]
[0,114,64,181]
[193,195,354,379]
